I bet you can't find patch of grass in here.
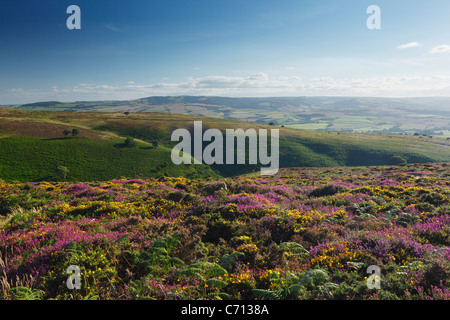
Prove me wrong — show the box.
[285,123,329,130]
[0,137,218,182]
[0,108,449,181]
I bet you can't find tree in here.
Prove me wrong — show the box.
[71,128,80,137]
[390,155,407,165]
[55,165,69,180]
[63,129,71,136]
[124,137,137,148]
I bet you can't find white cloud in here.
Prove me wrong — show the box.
[4,73,450,104]
[397,42,422,49]
[105,23,121,32]
[430,45,450,54]
[9,88,24,92]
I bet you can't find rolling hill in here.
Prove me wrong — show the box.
[0,107,449,182]
[7,95,450,137]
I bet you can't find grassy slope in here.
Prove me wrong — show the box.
[0,137,216,182]
[0,109,219,182]
[12,96,450,137]
[0,108,449,182]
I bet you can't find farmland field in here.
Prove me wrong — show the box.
[9,96,450,137]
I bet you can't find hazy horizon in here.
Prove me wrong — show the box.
[3,95,450,107]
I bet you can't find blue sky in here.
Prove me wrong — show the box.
[1,0,450,104]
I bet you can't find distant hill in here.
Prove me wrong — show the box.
[8,95,450,137]
[21,101,64,108]
[0,108,449,182]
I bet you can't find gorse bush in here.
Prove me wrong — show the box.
[309,184,347,197]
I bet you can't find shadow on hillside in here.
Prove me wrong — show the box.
[113,143,156,149]
[33,175,58,182]
[40,137,74,141]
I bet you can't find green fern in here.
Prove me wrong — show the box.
[253,283,306,300]
[128,280,157,300]
[218,251,245,270]
[169,257,185,266]
[150,234,180,255]
[205,278,227,289]
[178,262,227,281]
[131,234,182,276]
[318,282,339,296]
[207,292,233,300]
[252,289,281,300]
[82,292,100,300]
[177,267,204,280]
[9,286,45,300]
[296,268,329,288]
[279,284,306,299]
[346,261,364,270]
[279,242,309,254]
[278,242,309,261]
[202,262,227,278]
[65,241,81,259]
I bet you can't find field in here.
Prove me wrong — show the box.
[0,137,218,182]
[1,163,449,300]
[1,108,449,182]
[9,95,450,137]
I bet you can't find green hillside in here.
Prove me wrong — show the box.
[0,108,449,182]
[0,137,218,182]
[10,95,450,137]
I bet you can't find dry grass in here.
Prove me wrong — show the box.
[0,207,42,297]
[0,250,37,297]
[0,207,41,228]
[0,117,108,140]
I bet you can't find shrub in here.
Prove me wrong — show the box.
[124,138,137,148]
[423,258,450,287]
[71,128,80,137]
[55,165,69,180]
[309,184,346,197]
[390,155,407,165]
